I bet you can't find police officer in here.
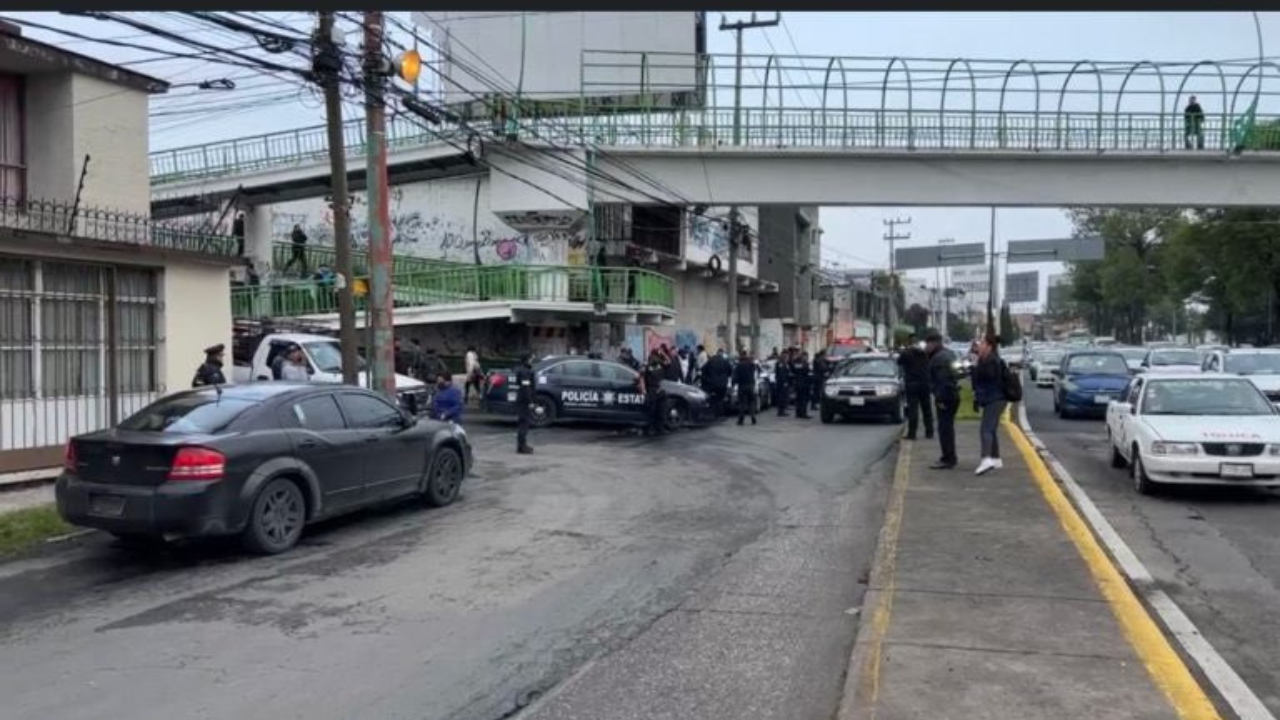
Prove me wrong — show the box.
[733,349,759,426]
[642,350,668,436]
[925,332,960,469]
[774,348,793,416]
[514,352,536,454]
[792,349,813,419]
[897,333,934,441]
[811,350,830,411]
[192,344,227,387]
[700,348,732,416]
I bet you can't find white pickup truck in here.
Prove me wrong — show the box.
[232,331,432,414]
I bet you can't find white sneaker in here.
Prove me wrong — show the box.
[975,458,997,476]
[992,458,1004,470]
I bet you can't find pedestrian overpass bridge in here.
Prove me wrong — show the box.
[151,52,1280,214]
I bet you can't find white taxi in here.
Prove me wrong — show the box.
[1106,372,1280,494]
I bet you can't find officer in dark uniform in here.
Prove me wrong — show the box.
[192,344,227,387]
[642,350,668,436]
[514,352,536,454]
[774,348,793,416]
[792,350,813,419]
[732,349,759,426]
[811,350,830,411]
[897,333,934,440]
[925,332,960,469]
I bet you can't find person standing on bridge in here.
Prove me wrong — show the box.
[232,212,245,257]
[1184,96,1205,150]
[283,223,309,276]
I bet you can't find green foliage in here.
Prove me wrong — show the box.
[0,505,72,557]
[998,303,1019,342]
[1062,206,1280,346]
[946,313,974,343]
[903,303,931,333]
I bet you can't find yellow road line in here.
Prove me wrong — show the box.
[1003,417,1223,720]
[853,440,912,719]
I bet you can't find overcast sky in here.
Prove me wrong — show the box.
[6,11,1277,308]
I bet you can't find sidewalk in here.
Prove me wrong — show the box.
[838,421,1208,720]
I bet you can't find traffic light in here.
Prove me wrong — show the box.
[395,49,421,84]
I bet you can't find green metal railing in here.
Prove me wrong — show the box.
[152,53,1280,187]
[270,242,458,276]
[231,264,675,320]
[150,114,470,185]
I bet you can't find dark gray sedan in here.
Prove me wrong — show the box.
[57,383,472,555]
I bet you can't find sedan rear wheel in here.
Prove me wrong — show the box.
[242,478,306,555]
[423,446,464,508]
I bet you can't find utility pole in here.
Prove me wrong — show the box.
[987,207,997,339]
[939,237,954,340]
[883,216,911,345]
[363,11,395,398]
[720,12,778,353]
[315,12,359,386]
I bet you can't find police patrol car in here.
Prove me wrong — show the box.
[482,356,713,430]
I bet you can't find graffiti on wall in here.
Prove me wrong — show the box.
[689,215,728,256]
[268,184,587,266]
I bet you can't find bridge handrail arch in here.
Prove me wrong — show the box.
[940,58,977,149]
[822,57,851,147]
[1115,61,1167,151]
[998,60,1041,150]
[1172,61,1229,149]
[1055,60,1104,150]
[879,57,914,149]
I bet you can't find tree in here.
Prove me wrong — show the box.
[903,303,931,334]
[998,302,1019,343]
[947,313,974,343]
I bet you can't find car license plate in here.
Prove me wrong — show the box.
[1221,463,1254,478]
[506,391,517,402]
[89,494,125,518]
[848,397,865,406]
[1093,395,1112,405]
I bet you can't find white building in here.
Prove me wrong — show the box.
[0,23,239,472]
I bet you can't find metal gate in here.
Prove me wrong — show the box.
[0,255,160,471]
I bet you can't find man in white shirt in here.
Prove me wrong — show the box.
[278,344,311,382]
[464,346,483,404]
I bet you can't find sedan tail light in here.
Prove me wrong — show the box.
[168,447,226,481]
[63,441,77,472]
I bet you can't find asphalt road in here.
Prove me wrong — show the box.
[1021,380,1280,715]
[0,411,898,720]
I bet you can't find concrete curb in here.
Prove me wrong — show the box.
[835,439,910,720]
[1013,404,1274,720]
[0,468,59,493]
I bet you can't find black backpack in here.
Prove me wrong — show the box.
[1001,359,1023,402]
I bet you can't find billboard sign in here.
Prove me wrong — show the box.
[894,242,986,271]
[414,12,705,118]
[1005,271,1039,304]
[1006,236,1104,264]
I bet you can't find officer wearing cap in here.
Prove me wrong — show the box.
[514,352,536,454]
[192,343,227,387]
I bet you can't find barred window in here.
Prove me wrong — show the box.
[0,257,33,398]
[0,257,158,399]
